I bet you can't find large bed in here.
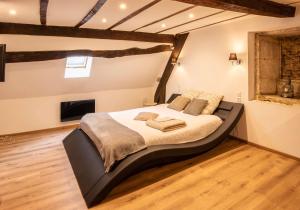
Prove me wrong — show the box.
[63,94,244,208]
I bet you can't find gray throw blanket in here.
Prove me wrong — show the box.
[80,113,146,173]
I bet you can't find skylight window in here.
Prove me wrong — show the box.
[64,56,93,78]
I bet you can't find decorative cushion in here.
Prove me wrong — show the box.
[182,89,202,100]
[183,99,208,116]
[197,92,223,114]
[167,96,191,111]
[134,112,159,121]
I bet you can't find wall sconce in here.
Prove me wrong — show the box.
[156,76,161,83]
[171,57,177,65]
[229,53,242,65]
[171,57,181,66]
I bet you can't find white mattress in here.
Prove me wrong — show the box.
[109,104,223,146]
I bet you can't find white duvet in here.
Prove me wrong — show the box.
[109,104,223,146]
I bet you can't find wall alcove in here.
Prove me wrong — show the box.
[249,27,300,105]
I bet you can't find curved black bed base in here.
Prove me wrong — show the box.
[63,95,244,208]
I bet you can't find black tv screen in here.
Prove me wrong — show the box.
[60,99,95,122]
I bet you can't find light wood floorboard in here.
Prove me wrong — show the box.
[0,129,299,210]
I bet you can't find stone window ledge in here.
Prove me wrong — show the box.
[257,95,300,105]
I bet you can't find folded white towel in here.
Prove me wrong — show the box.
[146,118,187,132]
[154,116,175,122]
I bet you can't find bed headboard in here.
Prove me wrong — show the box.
[167,94,237,121]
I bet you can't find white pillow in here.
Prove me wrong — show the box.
[197,92,223,115]
[182,89,202,100]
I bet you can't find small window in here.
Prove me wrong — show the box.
[64,56,93,78]
[66,56,88,68]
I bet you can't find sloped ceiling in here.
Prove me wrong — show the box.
[0,35,170,99]
[1,54,169,99]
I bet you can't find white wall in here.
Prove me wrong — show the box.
[167,5,300,158]
[0,87,153,135]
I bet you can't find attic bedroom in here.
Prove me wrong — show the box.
[0,0,300,210]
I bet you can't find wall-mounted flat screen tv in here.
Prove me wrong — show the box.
[60,99,95,122]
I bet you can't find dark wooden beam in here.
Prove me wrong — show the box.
[75,0,107,28]
[5,45,173,63]
[173,0,296,17]
[154,33,189,103]
[133,5,196,32]
[179,14,248,33]
[157,11,224,33]
[0,22,175,44]
[40,0,49,25]
[108,0,162,30]
[0,44,5,82]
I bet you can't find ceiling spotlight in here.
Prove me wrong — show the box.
[119,3,127,10]
[161,23,166,28]
[188,13,194,19]
[9,9,16,16]
[101,18,107,23]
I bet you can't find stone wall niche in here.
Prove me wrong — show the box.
[256,35,281,95]
[251,27,300,105]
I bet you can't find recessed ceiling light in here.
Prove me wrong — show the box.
[188,13,194,19]
[101,18,107,23]
[119,3,127,10]
[161,23,166,28]
[9,9,16,16]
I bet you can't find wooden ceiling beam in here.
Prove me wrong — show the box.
[155,33,189,103]
[157,11,224,33]
[108,0,162,30]
[179,14,248,33]
[173,0,296,17]
[5,45,173,63]
[133,5,196,32]
[0,22,175,44]
[40,0,49,25]
[75,0,108,28]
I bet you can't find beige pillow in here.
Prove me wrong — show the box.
[197,92,223,115]
[184,99,208,116]
[182,89,202,100]
[134,112,159,121]
[167,96,191,111]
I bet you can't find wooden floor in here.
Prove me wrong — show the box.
[0,129,300,210]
